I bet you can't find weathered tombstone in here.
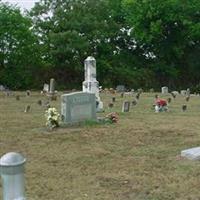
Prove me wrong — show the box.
[120,92,124,98]
[61,92,96,124]
[167,97,172,103]
[37,100,42,106]
[137,88,143,94]
[49,78,55,94]
[0,152,26,200]
[82,56,103,112]
[181,90,187,96]
[112,97,116,103]
[185,96,190,102]
[171,92,176,99]
[181,147,200,160]
[182,104,187,111]
[0,85,5,91]
[26,90,31,96]
[149,88,154,93]
[116,85,125,93]
[42,83,49,93]
[136,93,140,100]
[186,88,190,96]
[132,99,137,106]
[24,105,31,113]
[161,86,168,94]
[122,101,130,112]
[16,95,20,101]
[108,102,114,108]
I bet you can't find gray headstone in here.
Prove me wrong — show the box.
[161,86,168,94]
[49,78,55,94]
[116,85,125,93]
[180,90,187,96]
[122,101,130,112]
[181,147,200,160]
[61,92,97,124]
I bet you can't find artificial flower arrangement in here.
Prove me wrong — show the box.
[106,112,119,123]
[45,107,60,129]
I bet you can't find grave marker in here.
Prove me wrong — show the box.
[61,92,96,124]
[122,101,130,112]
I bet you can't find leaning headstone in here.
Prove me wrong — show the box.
[161,86,168,94]
[122,101,130,112]
[61,92,96,124]
[181,147,200,160]
[116,85,125,93]
[82,56,103,112]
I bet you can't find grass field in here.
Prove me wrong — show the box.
[0,91,200,200]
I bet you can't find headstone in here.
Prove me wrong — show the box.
[43,84,49,93]
[49,78,55,94]
[182,104,187,111]
[136,93,140,100]
[149,88,154,93]
[37,100,42,106]
[16,95,20,101]
[112,97,116,103]
[116,85,125,93]
[185,96,190,102]
[167,97,172,103]
[186,88,190,96]
[120,92,124,98]
[132,99,137,106]
[0,85,5,91]
[24,105,30,113]
[61,92,96,124]
[122,101,130,112]
[82,56,103,112]
[180,90,187,96]
[26,90,31,96]
[181,147,200,160]
[161,86,168,94]
[108,102,114,108]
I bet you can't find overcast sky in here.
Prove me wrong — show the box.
[2,0,39,10]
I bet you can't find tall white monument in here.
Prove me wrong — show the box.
[82,56,103,112]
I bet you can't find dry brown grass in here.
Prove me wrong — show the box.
[0,91,200,200]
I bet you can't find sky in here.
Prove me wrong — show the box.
[1,0,39,10]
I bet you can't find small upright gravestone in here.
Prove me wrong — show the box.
[47,78,57,100]
[61,92,96,124]
[122,101,130,112]
[42,83,49,93]
[161,86,168,94]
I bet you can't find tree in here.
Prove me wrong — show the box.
[30,0,148,89]
[0,3,41,89]
[123,0,200,88]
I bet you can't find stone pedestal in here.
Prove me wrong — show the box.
[82,56,103,112]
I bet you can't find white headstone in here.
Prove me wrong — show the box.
[82,56,103,112]
[43,84,49,93]
[181,147,200,160]
[180,90,187,96]
[161,86,168,94]
[61,92,97,124]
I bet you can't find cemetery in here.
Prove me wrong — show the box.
[0,0,200,199]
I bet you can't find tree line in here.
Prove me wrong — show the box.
[0,0,199,91]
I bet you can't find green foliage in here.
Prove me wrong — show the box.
[0,3,42,89]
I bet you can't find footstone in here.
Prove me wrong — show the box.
[181,147,200,160]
